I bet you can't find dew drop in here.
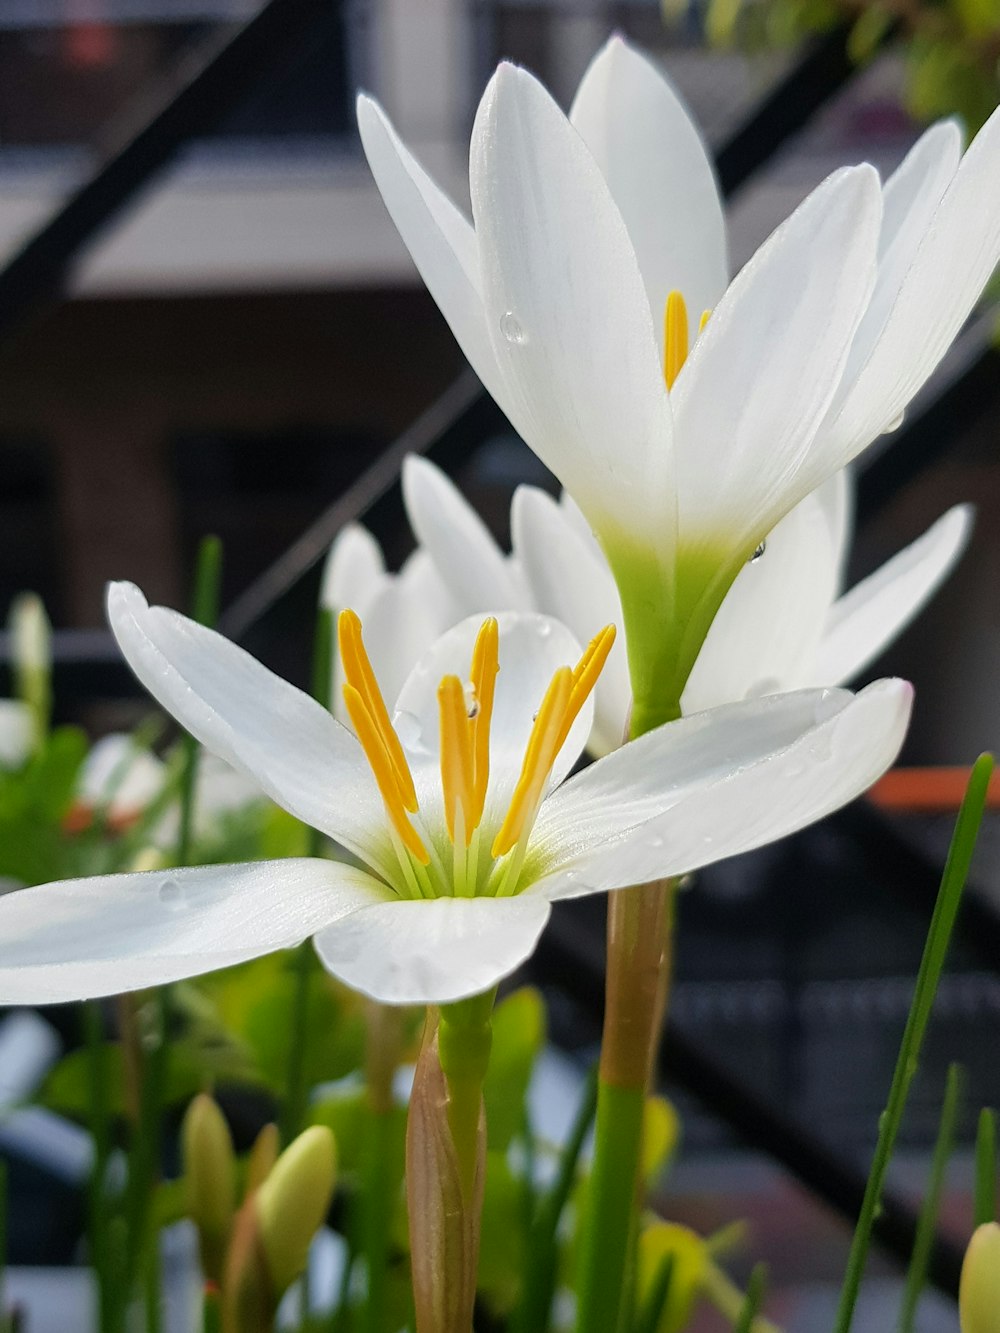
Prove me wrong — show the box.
[750,541,766,564]
[500,311,526,344]
[158,878,182,909]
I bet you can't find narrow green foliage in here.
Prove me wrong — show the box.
[633,1253,675,1333]
[898,1062,964,1333]
[974,1108,997,1226]
[733,1264,768,1333]
[832,752,994,1333]
[513,1066,598,1333]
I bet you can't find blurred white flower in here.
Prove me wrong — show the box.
[358,36,1000,721]
[0,584,910,1007]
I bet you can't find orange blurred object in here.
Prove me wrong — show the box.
[868,767,1000,813]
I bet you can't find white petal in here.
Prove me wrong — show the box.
[313,894,551,1004]
[825,105,1000,457]
[528,680,911,898]
[402,455,528,611]
[682,489,839,710]
[830,120,962,420]
[356,96,526,430]
[570,37,727,340]
[0,859,393,1005]
[816,505,973,685]
[673,165,881,553]
[107,582,391,873]
[511,485,630,754]
[321,524,386,615]
[470,63,676,558]
[815,469,854,589]
[0,700,33,769]
[393,612,591,827]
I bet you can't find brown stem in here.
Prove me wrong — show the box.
[600,878,676,1091]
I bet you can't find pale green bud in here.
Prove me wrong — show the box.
[182,1092,236,1283]
[254,1125,337,1298]
[9,592,51,747]
[961,1222,1000,1333]
[637,1222,708,1333]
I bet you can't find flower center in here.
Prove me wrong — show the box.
[662,290,710,391]
[338,610,615,897]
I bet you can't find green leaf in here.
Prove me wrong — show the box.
[832,753,993,1333]
[847,6,894,63]
[479,1149,526,1316]
[483,987,546,1151]
[975,1108,997,1225]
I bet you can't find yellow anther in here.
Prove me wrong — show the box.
[556,624,616,753]
[699,308,712,334]
[342,683,429,865]
[492,667,573,859]
[338,609,417,812]
[438,674,476,846]
[469,618,499,826]
[663,290,689,390]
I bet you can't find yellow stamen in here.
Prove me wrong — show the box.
[555,624,616,752]
[469,617,499,826]
[491,667,573,859]
[663,290,689,390]
[338,609,417,812]
[341,683,429,865]
[438,674,476,846]
[699,308,712,334]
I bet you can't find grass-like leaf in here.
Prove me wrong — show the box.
[832,753,993,1333]
[974,1107,997,1226]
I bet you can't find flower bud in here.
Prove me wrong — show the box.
[961,1222,1000,1333]
[9,592,51,747]
[245,1122,279,1196]
[637,1222,707,1333]
[254,1125,337,1298]
[182,1093,236,1283]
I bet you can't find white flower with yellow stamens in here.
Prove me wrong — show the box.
[0,583,910,1007]
[358,36,1000,727]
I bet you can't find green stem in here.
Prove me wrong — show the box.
[83,1001,115,1333]
[832,753,993,1333]
[202,1288,222,1333]
[360,1107,396,1333]
[899,1062,963,1333]
[576,879,675,1333]
[437,990,496,1205]
[177,536,223,867]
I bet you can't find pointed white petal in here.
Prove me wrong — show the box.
[470,63,676,558]
[402,455,528,611]
[570,37,727,339]
[356,96,522,429]
[0,700,33,769]
[682,489,838,709]
[817,505,973,685]
[673,166,881,553]
[314,894,550,1004]
[528,680,911,898]
[0,859,393,1005]
[321,524,386,615]
[393,612,591,827]
[107,583,391,872]
[830,120,962,420]
[511,485,630,754]
[825,104,1000,457]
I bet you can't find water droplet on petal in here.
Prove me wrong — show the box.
[500,311,526,344]
[750,541,766,564]
[158,878,182,909]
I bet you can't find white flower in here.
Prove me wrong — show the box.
[0,583,910,1007]
[326,455,969,755]
[357,37,1000,721]
[0,700,33,770]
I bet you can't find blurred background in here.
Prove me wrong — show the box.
[0,0,998,1326]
